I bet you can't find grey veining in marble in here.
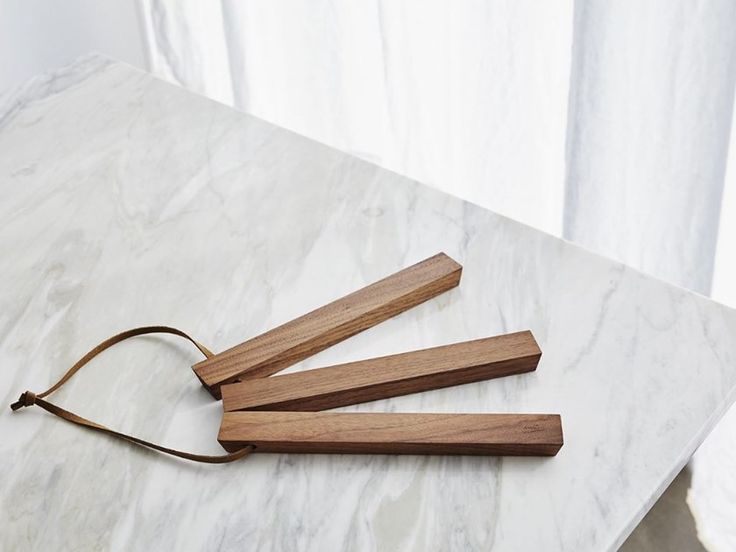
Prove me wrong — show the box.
[2,55,736,551]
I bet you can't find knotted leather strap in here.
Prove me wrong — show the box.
[10,326,254,463]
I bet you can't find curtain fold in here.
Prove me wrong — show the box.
[138,0,235,105]
[139,1,736,548]
[564,0,736,295]
[141,0,574,236]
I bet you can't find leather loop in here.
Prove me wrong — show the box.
[9,326,254,463]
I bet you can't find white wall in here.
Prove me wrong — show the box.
[0,0,148,93]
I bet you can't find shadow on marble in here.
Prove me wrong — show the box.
[621,467,705,552]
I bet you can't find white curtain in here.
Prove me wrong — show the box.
[565,0,736,296]
[138,1,736,548]
[139,0,574,235]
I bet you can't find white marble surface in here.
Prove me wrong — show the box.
[2,55,736,551]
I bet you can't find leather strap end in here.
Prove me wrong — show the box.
[10,391,36,411]
[8,327,251,464]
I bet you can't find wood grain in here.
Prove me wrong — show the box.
[218,411,563,456]
[221,331,541,412]
[194,253,462,397]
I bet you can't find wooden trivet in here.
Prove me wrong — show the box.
[10,253,564,462]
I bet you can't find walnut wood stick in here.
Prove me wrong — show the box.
[221,331,541,412]
[218,411,563,456]
[194,253,462,398]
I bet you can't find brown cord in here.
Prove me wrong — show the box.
[10,326,254,463]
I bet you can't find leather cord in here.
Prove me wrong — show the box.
[10,326,254,463]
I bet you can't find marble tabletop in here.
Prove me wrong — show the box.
[2,55,736,552]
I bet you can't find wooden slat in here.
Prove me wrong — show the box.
[221,331,541,412]
[218,411,563,456]
[194,253,462,397]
